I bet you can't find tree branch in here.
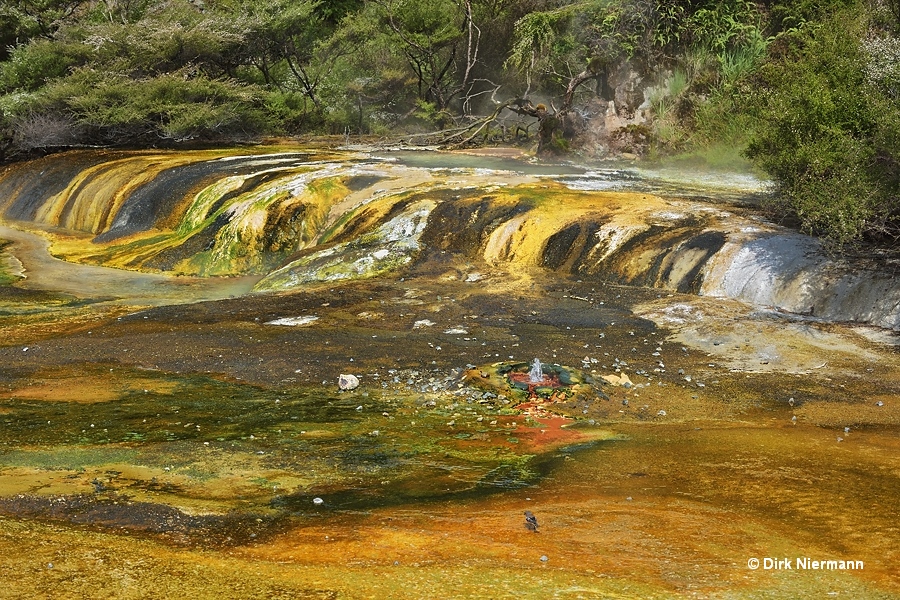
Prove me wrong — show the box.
[562,69,601,112]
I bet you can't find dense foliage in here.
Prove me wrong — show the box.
[0,0,898,245]
[744,5,900,245]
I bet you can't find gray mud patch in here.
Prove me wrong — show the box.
[0,494,281,546]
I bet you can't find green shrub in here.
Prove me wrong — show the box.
[745,7,900,246]
[264,90,320,133]
[0,39,91,92]
[8,69,271,146]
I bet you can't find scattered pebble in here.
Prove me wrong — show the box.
[540,555,549,562]
[313,497,324,506]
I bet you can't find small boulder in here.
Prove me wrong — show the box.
[338,374,360,391]
[602,373,633,387]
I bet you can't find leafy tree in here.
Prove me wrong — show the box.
[371,0,484,112]
[505,4,578,96]
[0,0,89,59]
[82,8,244,77]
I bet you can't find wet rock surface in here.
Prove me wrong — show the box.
[0,147,898,597]
[0,493,281,546]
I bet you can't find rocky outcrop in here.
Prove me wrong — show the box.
[576,60,663,158]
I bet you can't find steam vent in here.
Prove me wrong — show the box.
[465,359,608,404]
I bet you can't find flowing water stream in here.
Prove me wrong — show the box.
[0,145,897,598]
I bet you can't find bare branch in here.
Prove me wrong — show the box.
[562,69,601,111]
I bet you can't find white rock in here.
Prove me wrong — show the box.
[338,374,360,390]
[265,315,319,326]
